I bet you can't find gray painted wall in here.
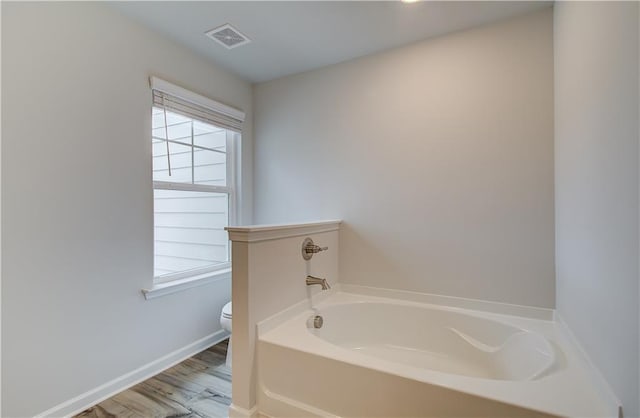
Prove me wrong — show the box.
[253,9,555,308]
[1,3,252,416]
[554,2,639,416]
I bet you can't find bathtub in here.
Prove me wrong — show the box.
[309,302,554,382]
[257,288,617,417]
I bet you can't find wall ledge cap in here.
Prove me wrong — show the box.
[226,220,341,242]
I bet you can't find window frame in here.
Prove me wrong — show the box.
[149,78,243,286]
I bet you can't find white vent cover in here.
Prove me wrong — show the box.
[205,24,251,49]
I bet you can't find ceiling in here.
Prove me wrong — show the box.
[112,1,552,83]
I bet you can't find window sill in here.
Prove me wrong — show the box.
[142,268,231,300]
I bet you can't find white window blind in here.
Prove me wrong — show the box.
[150,77,243,282]
[150,76,245,132]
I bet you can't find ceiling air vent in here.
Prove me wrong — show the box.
[205,24,251,49]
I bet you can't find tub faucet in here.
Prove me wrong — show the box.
[306,275,331,290]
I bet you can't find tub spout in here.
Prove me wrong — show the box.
[306,275,331,290]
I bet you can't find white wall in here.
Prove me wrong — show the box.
[0,1,4,415]
[1,3,252,417]
[253,9,555,308]
[554,2,639,417]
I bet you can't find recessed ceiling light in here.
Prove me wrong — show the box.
[401,0,421,3]
[205,24,251,50]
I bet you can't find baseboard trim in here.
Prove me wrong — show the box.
[228,403,259,418]
[34,330,230,418]
[258,389,339,418]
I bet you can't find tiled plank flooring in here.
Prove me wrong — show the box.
[75,340,231,418]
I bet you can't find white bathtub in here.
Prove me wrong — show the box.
[257,288,617,417]
[310,302,554,381]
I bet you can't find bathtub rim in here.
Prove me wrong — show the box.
[257,283,554,337]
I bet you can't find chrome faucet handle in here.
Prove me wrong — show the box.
[301,237,328,260]
[306,244,328,254]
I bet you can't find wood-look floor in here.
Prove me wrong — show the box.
[75,340,231,418]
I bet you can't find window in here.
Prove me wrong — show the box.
[150,77,244,283]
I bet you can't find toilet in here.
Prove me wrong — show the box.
[220,301,232,369]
